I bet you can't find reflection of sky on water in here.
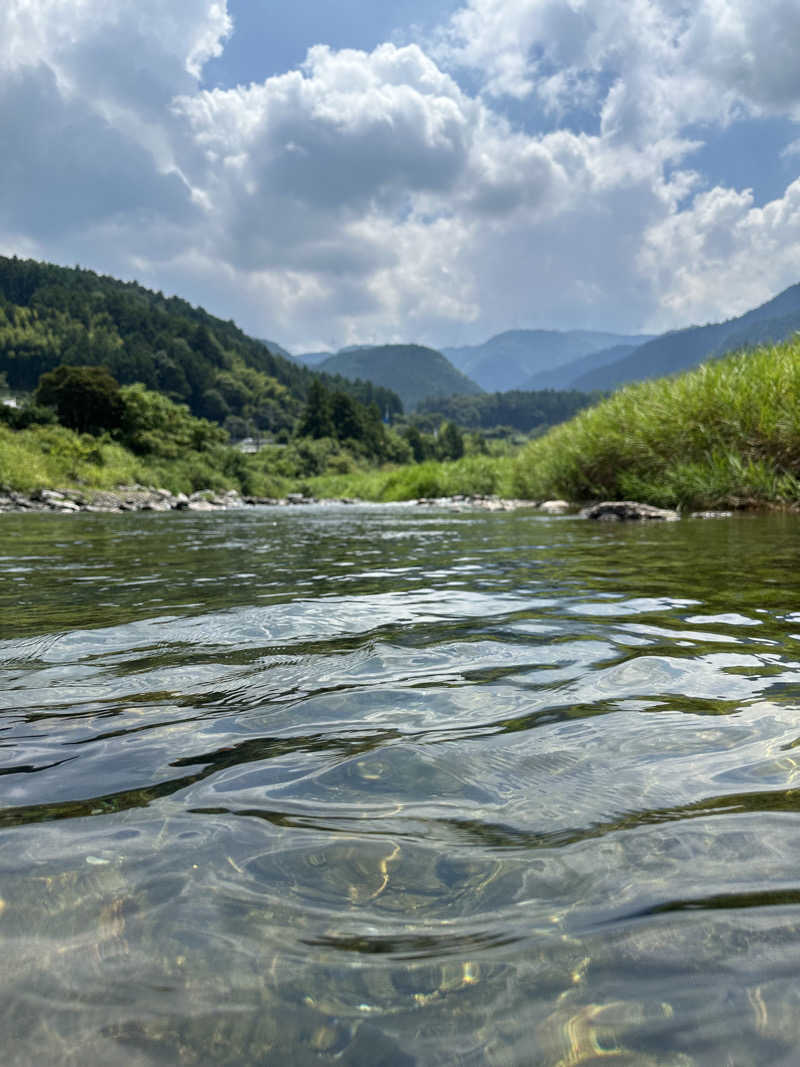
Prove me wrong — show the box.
[3,509,800,1063]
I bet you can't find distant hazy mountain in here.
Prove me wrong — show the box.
[571,284,800,391]
[293,344,381,367]
[261,338,293,359]
[527,343,640,390]
[292,350,331,367]
[317,344,483,411]
[443,330,654,391]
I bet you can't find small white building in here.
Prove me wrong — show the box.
[234,436,264,454]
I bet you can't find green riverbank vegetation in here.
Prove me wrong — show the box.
[302,451,517,502]
[0,255,401,436]
[511,336,800,509]
[4,327,800,511]
[289,335,800,508]
[0,363,502,498]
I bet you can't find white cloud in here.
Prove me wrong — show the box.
[0,0,799,352]
[640,179,800,327]
[1,0,231,85]
[440,0,800,137]
[0,0,229,257]
[165,38,716,344]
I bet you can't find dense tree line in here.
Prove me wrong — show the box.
[0,363,227,456]
[1,363,403,470]
[0,256,402,437]
[297,378,400,461]
[415,388,601,434]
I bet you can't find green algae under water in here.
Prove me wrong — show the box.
[2,505,800,1065]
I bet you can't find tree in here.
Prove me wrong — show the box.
[118,383,226,457]
[438,420,465,461]
[297,379,334,439]
[330,391,364,443]
[34,364,123,435]
[403,424,428,463]
[198,387,230,423]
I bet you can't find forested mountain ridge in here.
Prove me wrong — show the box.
[317,344,484,411]
[0,256,402,436]
[415,388,600,434]
[571,283,800,391]
[526,343,639,391]
[443,329,655,391]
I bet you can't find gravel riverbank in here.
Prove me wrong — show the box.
[0,486,545,514]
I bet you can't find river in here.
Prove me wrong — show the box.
[2,505,800,1065]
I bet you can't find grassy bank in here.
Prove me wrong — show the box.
[302,453,517,501]
[0,421,518,501]
[511,336,800,509]
[6,336,800,510]
[0,424,289,497]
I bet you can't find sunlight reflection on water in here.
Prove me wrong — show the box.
[2,506,800,1065]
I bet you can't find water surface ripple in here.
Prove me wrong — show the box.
[2,506,800,1065]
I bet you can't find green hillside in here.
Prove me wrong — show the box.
[512,335,800,509]
[0,256,402,435]
[415,388,599,433]
[318,344,483,411]
[572,283,800,391]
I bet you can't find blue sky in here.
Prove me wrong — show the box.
[2,0,800,352]
[202,0,460,88]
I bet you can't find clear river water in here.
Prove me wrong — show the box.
[2,504,800,1066]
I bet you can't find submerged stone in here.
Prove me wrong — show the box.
[580,500,680,522]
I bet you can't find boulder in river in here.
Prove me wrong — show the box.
[580,500,680,522]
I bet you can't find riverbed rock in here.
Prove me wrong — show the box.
[539,499,571,514]
[412,495,538,511]
[0,487,546,515]
[580,500,680,522]
[690,510,734,519]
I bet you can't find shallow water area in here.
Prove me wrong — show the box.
[2,504,800,1065]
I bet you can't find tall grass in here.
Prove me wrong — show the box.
[7,337,800,510]
[511,337,800,508]
[304,453,517,501]
[0,424,288,496]
[0,425,147,491]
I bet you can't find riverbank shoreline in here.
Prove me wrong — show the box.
[0,485,545,515]
[0,486,750,518]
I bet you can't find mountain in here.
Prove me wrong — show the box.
[261,338,292,359]
[293,351,333,367]
[527,343,640,390]
[443,330,655,391]
[317,344,484,411]
[415,388,599,433]
[293,344,385,367]
[0,256,403,433]
[571,284,800,391]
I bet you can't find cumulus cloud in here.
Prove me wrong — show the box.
[641,179,800,327]
[169,39,691,342]
[0,65,194,241]
[1,0,231,86]
[0,0,799,351]
[0,0,228,263]
[440,0,800,137]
